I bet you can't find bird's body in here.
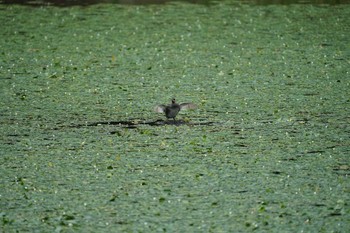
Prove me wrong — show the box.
[154,98,196,121]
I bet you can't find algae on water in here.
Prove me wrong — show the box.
[1,1,349,232]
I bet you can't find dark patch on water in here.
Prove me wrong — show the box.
[0,0,212,7]
[244,0,350,4]
[67,119,218,129]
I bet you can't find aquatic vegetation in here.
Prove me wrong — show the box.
[0,1,349,232]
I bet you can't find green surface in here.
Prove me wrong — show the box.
[1,1,349,232]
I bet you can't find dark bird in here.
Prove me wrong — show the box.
[154,98,197,121]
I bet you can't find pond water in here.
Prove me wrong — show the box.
[0,0,349,232]
[1,0,350,6]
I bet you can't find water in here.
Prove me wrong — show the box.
[1,0,349,6]
[1,1,349,232]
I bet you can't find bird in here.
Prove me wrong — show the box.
[154,98,197,122]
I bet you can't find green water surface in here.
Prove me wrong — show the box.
[0,1,349,232]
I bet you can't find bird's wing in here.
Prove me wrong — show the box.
[180,103,197,110]
[154,105,166,113]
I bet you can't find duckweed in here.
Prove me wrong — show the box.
[1,1,349,232]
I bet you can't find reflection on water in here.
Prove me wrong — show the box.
[0,0,349,6]
[249,0,350,4]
